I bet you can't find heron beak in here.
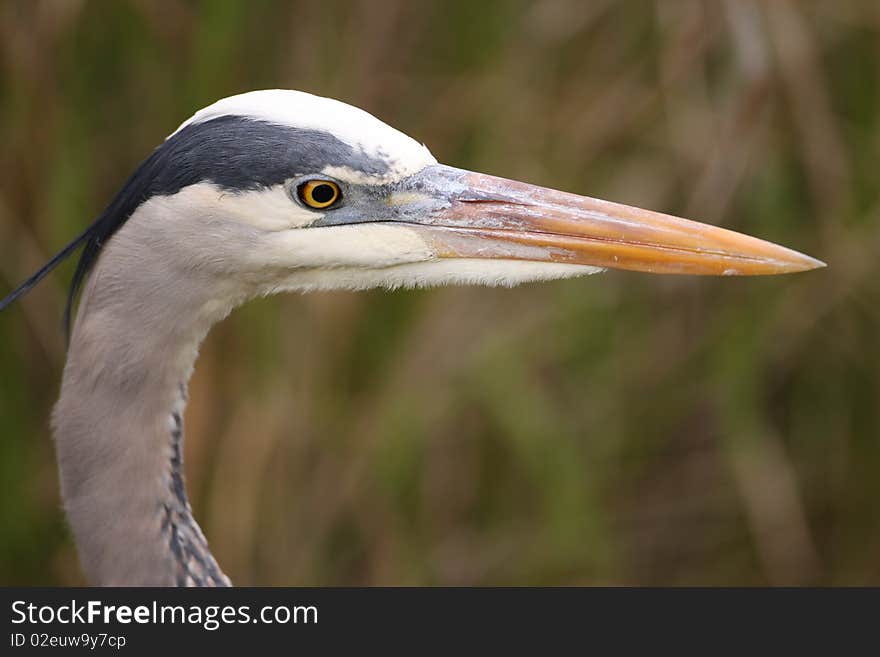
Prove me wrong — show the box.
[403,166,824,276]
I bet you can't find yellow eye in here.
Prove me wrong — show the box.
[297,179,341,209]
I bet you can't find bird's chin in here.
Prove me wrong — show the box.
[273,259,603,293]
[259,222,602,294]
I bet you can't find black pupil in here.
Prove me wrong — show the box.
[311,183,336,204]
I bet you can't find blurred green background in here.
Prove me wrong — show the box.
[0,0,877,586]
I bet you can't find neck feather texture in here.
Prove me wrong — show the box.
[52,205,253,586]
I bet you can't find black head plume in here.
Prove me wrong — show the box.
[0,115,388,337]
[0,226,91,318]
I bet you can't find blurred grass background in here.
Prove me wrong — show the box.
[0,0,877,585]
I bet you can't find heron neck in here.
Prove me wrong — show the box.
[51,221,244,586]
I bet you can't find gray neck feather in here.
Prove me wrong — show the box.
[52,198,259,586]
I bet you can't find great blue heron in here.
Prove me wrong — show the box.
[0,90,823,586]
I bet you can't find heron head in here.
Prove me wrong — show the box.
[0,89,825,327]
[155,89,822,296]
